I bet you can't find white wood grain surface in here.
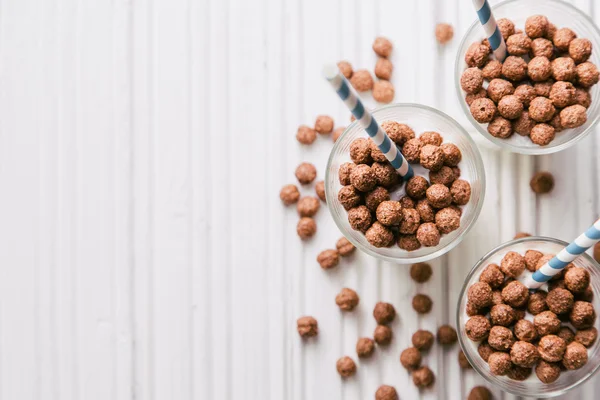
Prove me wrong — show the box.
[0,0,599,399]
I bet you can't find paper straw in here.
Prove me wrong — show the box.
[523,218,600,289]
[322,65,414,180]
[472,0,507,61]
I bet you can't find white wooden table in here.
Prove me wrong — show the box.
[0,0,599,399]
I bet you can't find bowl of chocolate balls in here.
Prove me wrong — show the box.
[324,103,485,263]
[457,236,600,397]
[456,0,600,154]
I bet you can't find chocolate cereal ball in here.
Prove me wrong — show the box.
[530,97,556,122]
[530,172,554,194]
[502,56,528,81]
[296,124,317,145]
[468,386,492,400]
[491,304,515,327]
[549,114,564,133]
[560,104,588,128]
[536,360,561,383]
[365,186,390,212]
[376,201,402,226]
[375,385,398,400]
[315,181,326,202]
[366,222,395,248]
[466,301,485,317]
[507,365,532,381]
[420,145,445,171]
[426,184,452,208]
[337,60,353,79]
[356,337,375,358]
[413,294,433,314]
[412,329,434,350]
[398,234,421,251]
[514,84,537,107]
[489,326,516,351]
[511,341,540,368]
[554,28,577,51]
[280,184,300,205]
[534,311,561,336]
[350,138,372,164]
[297,316,318,338]
[550,81,576,108]
[515,319,537,342]
[489,352,512,375]
[438,325,458,345]
[374,302,396,324]
[482,60,503,81]
[371,162,400,188]
[297,217,317,239]
[538,334,567,362]
[336,288,359,310]
[528,56,553,82]
[350,164,377,192]
[534,80,554,97]
[466,89,489,106]
[402,138,423,163]
[552,57,577,81]
[577,61,600,87]
[400,208,421,234]
[420,131,443,146]
[338,185,362,210]
[488,116,513,138]
[498,95,524,119]
[435,207,461,234]
[297,196,320,217]
[502,280,529,308]
[295,162,317,184]
[374,325,393,345]
[563,341,588,370]
[480,263,505,289]
[570,301,596,329]
[527,290,548,315]
[465,315,491,342]
[373,37,393,58]
[470,98,497,123]
[381,121,415,146]
[348,205,372,232]
[318,249,340,269]
[373,80,395,103]
[370,142,388,163]
[513,112,537,136]
[531,38,555,58]
[478,342,494,362]
[500,251,525,278]
[575,327,598,347]
[435,23,454,44]
[315,115,334,134]
[411,263,432,283]
[530,123,555,146]
[525,15,549,39]
[507,34,532,56]
[491,290,504,306]
[406,176,429,199]
[440,143,461,167]
[417,223,441,247]
[469,282,494,309]
[400,347,422,370]
[336,237,355,256]
[338,162,354,185]
[350,69,374,92]
[574,87,592,108]
[565,266,591,293]
[498,18,516,40]
[375,58,393,80]
[569,38,593,64]
[336,356,357,378]
[450,179,471,205]
[465,42,491,68]
[558,326,576,344]
[412,366,435,388]
[416,199,435,222]
[546,288,574,314]
[458,350,472,369]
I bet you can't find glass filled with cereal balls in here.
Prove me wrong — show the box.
[457,236,600,397]
[324,103,485,263]
[455,0,600,154]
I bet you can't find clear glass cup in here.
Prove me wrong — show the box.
[455,0,600,155]
[457,236,600,398]
[324,103,486,264]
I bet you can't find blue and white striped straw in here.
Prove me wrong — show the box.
[523,218,600,289]
[323,65,414,180]
[472,0,507,61]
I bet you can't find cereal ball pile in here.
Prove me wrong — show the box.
[461,15,598,146]
[337,122,472,251]
[464,249,597,384]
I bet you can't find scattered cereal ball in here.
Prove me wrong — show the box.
[529,97,556,123]
[296,125,317,144]
[333,127,345,142]
[482,60,503,81]
[534,311,561,336]
[470,98,497,123]
[575,327,598,347]
[313,182,326,203]
[458,350,472,369]
[535,360,561,383]
[577,61,600,87]
[498,18,516,39]
[416,199,435,222]
[350,69,374,92]
[515,319,537,342]
[412,329,434,350]
[338,185,362,210]
[534,80,554,97]
[335,288,359,311]
[562,341,588,370]
[297,217,317,239]
[570,38,593,64]
[467,386,492,400]
[374,325,393,345]
[487,116,513,138]
[550,81,576,108]
[525,15,549,39]
[356,337,375,358]
[398,234,421,251]
[558,326,576,344]
[412,294,433,314]
[461,68,484,94]
[365,186,390,212]
[295,162,317,184]
[426,184,452,208]
[406,176,429,199]
[297,196,320,217]
[419,131,443,146]
[528,56,552,82]
[429,166,455,187]
[513,112,536,136]
[336,237,355,256]
[435,23,454,44]
[375,385,398,400]
[336,356,357,378]
[546,288,574,315]
[490,304,515,327]
[530,123,555,146]
[348,205,372,232]
[373,37,393,58]
[373,80,395,103]
[507,365,532,381]
[315,115,334,134]
[489,352,512,375]
[574,87,592,108]
[438,325,458,345]
[376,201,402,226]
[530,171,554,194]
[375,58,393,80]
[498,95,524,119]
[382,121,415,146]
[565,266,591,293]
[488,325,516,351]
[400,347,422,370]
[318,249,340,269]
[435,207,461,234]
[531,38,554,58]
[502,280,529,308]
[374,302,396,324]
[297,316,318,338]
[402,138,424,163]
[570,301,596,329]
[280,184,300,205]
[371,162,400,188]
[466,88,488,106]
[552,57,577,81]
[450,179,471,205]
[528,290,548,315]
[502,56,528,81]
[514,84,537,107]
[350,164,377,192]
[560,104,588,128]
[480,263,504,289]
[478,342,494,362]
[511,341,540,368]
[417,222,441,247]
[412,366,435,388]
[465,42,491,68]
[339,162,355,185]
[337,60,353,79]
[538,334,567,362]
[507,34,532,56]
[399,208,421,234]
[366,221,395,248]
[553,28,577,51]
[411,263,432,283]
[350,138,372,164]
[465,315,491,341]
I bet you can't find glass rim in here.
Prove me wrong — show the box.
[454,0,600,155]
[456,235,600,397]
[324,102,486,264]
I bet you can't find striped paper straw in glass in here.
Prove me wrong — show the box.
[323,65,414,180]
[523,218,600,289]
[472,0,507,61]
